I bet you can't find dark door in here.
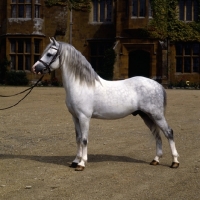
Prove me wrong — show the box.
[129,50,150,78]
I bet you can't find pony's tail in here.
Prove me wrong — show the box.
[163,87,167,114]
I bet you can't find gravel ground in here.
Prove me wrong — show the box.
[0,86,200,200]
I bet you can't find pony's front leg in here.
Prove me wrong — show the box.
[70,117,82,168]
[75,116,90,171]
[70,115,90,171]
[70,131,83,168]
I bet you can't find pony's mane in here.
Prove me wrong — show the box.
[60,42,100,86]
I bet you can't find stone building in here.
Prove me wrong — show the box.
[0,0,69,82]
[0,0,200,87]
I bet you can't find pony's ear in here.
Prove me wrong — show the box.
[49,37,53,43]
[51,37,59,47]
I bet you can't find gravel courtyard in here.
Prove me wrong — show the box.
[0,86,200,200]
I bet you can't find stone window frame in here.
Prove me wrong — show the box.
[10,0,41,18]
[90,0,113,23]
[9,37,42,71]
[131,0,152,18]
[176,42,200,73]
[179,0,198,21]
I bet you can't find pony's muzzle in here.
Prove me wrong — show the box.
[34,64,50,74]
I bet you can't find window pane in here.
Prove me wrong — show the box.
[97,58,104,72]
[34,55,40,63]
[100,1,105,22]
[132,0,138,16]
[26,0,31,3]
[26,40,31,53]
[179,0,184,20]
[93,0,98,22]
[193,43,199,55]
[35,0,40,3]
[106,0,112,21]
[18,5,24,18]
[91,57,97,71]
[10,56,16,70]
[194,0,198,21]
[140,0,146,17]
[34,40,40,53]
[176,43,183,55]
[186,0,192,21]
[98,44,105,55]
[193,57,199,72]
[18,55,24,70]
[184,57,191,72]
[11,0,17,3]
[26,5,31,18]
[18,40,24,53]
[25,56,31,70]
[11,41,16,52]
[11,5,17,18]
[35,5,40,18]
[19,0,25,2]
[90,44,97,56]
[176,58,182,72]
[185,43,191,55]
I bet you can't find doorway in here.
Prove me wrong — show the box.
[129,50,150,78]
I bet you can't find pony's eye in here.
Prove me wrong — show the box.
[47,53,52,57]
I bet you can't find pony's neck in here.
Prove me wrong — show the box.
[60,44,100,87]
[61,64,74,90]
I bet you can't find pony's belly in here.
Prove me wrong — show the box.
[92,92,138,119]
[92,106,135,119]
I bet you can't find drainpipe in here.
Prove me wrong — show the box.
[69,4,73,45]
[167,37,170,85]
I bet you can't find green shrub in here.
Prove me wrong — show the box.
[0,58,10,84]
[6,71,29,86]
[51,77,60,86]
[169,80,200,89]
[41,79,50,86]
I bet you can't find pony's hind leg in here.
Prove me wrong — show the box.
[137,111,163,165]
[153,117,179,168]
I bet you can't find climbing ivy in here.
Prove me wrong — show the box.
[45,0,200,41]
[146,0,200,42]
[45,0,91,11]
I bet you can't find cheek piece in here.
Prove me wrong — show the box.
[35,45,61,74]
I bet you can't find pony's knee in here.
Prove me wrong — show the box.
[167,128,174,140]
[81,138,88,146]
[76,135,88,146]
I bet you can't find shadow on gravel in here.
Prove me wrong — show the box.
[0,154,148,166]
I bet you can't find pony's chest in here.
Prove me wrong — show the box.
[65,89,94,112]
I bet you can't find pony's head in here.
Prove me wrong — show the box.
[32,38,61,74]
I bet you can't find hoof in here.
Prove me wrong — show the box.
[75,165,85,171]
[170,162,179,168]
[69,162,78,168]
[150,160,159,166]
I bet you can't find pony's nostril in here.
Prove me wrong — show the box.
[35,65,45,74]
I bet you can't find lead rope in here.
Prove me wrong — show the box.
[0,75,44,110]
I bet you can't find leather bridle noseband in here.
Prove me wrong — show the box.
[38,44,61,74]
